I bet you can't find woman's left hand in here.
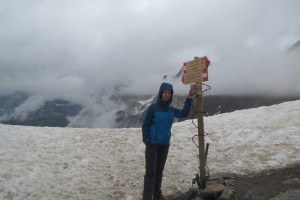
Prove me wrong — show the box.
[188,85,196,99]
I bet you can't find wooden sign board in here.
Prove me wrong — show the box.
[182,71,203,84]
[184,57,208,72]
[181,56,210,84]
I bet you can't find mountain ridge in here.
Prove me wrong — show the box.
[0,92,299,128]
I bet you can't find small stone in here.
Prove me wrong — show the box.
[200,183,225,199]
[282,178,300,185]
[269,190,300,200]
[245,189,266,200]
[167,191,185,200]
[185,188,199,200]
[217,177,224,184]
[218,183,235,200]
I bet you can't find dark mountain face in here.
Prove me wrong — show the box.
[114,95,300,127]
[0,93,81,127]
[0,92,299,128]
[112,95,154,128]
[202,95,300,115]
[0,92,28,116]
[112,95,187,128]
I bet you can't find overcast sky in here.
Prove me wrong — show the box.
[0,0,299,126]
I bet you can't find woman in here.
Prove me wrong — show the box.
[142,82,194,200]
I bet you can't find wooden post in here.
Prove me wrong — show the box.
[197,82,206,185]
[195,66,206,186]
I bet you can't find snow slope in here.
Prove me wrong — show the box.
[0,100,299,199]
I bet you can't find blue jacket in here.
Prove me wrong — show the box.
[142,83,192,146]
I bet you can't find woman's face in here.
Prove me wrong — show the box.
[162,90,172,101]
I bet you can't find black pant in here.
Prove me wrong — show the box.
[143,144,169,200]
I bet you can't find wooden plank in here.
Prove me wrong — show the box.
[184,57,206,72]
[182,72,203,85]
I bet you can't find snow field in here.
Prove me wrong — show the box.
[0,100,299,199]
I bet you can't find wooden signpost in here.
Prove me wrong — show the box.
[182,56,210,187]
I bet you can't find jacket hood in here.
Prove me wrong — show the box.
[157,82,173,107]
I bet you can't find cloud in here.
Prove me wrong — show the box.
[0,0,299,127]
